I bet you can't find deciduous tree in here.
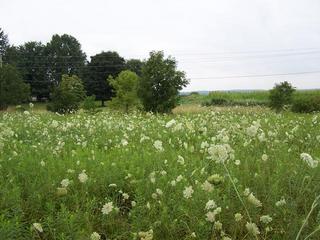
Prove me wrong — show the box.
[83,51,125,106]
[0,64,30,110]
[108,70,140,112]
[138,51,188,113]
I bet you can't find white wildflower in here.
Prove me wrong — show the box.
[261,154,268,162]
[247,193,262,207]
[205,200,216,210]
[90,232,101,240]
[60,179,70,188]
[246,222,260,236]
[202,180,214,192]
[183,186,194,199]
[177,155,185,165]
[234,213,243,222]
[153,140,164,152]
[78,171,88,183]
[260,215,272,224]
[165,119,176,128]
[33,223,43,233]
[214,221,222,231]
[101,202,114,215]
[300,153,318,168]
[246,125,259,137]
[138,229,153,240]
[206,211,215,222]
[275,198,286,207]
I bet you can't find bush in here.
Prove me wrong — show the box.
[82,95,99,113]
[292,96,320,113]
[47,75,85,114]
[269,81,295,111]
[210,98,228,105]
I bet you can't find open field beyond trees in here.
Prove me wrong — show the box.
[180,90,320,107]
[1,108,320,239]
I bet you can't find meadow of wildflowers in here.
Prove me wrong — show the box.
[0,108,320,239]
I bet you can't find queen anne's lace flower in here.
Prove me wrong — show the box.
[246,222,260,236]
[78,171,88,183]
[33,223,43,233]
[247,193,262,207]
[101,202,114,215]
[90,232,101,240]
[300,153,318,168]
[153,140,164,152]
[183,186,194,199]
[205,200,216,210]
[260,215,272,224]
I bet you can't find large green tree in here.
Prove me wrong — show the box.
[125,59,144,76]
[0,64,30,110]
[83,51,125,106]
[45,34,86,86]
[138,51,188,113]
[0,27,9,57]
[16,42,49,99]
[3,45,20,65]
[108,70,140,112]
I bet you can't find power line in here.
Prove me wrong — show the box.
[191,70,320,80]
[5,50,320,66]
[15,70,320,83]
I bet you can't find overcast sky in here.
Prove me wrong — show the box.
[1,0,320,91]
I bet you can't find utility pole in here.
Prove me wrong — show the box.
[0,54,2,68]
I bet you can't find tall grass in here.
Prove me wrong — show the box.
[0,109,320,239]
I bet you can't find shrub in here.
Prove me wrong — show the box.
[47,74,85,113]
[210,98,229,105]
[82,95,99,113]
[269,81,295,111]
[292,96,320,113]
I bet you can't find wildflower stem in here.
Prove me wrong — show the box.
[295,195,320,240]
[303,226,320,240]
[222,163,252,222]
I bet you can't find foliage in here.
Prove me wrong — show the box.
[45,34,86,85]
[0,64,30,110]
[125,59,144,76]
[0,27,9,56]
[47,74,85,113]
[15,42,50,99]
[108,70,140,112]
[82,95,98,113]
[83,51,125,106]
[138,51,189,113]
[0,109,320,239]
[269,81,295,111]
[292,95,320,113]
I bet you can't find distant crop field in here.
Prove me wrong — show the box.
[1,109,320,239]
[180,89,320,107]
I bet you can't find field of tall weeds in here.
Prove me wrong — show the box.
[0,108,320,239]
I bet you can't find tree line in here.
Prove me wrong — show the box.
[0,27,188,113]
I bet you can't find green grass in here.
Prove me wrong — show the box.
[180,89,320,107]
[0,108,320,239]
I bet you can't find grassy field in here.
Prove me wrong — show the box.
[180,89,320,107]
[1,108,320,239]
